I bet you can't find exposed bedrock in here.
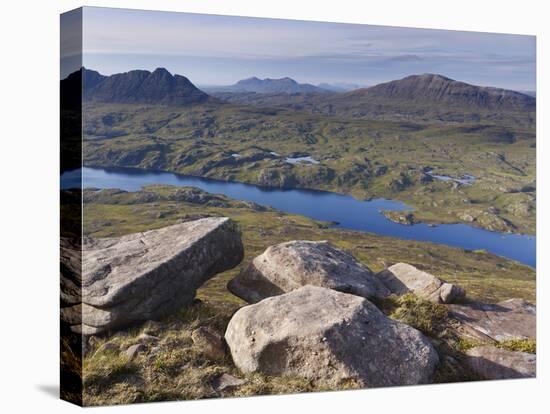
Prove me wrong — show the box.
[448,298,536,341]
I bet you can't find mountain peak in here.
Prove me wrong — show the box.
[231,76,325,94]
[151,67,173,77]
[79,68,211,106]
[360,73,535,111]
[416,73,452,80]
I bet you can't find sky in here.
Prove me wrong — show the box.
[62,6,536,91]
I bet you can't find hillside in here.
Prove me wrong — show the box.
[353,74,535,111]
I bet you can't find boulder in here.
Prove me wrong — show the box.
[465,346,536,379]
[448,298,535,341]
[225,286,439,387]
[125,344,147,361]
[376,263,465,303]
[61,218,243,335]
[227,240,390,303]
[211,373,247,392]
[192,326,226,361]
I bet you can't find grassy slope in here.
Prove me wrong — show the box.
[79,186,535,405]
[83,102,536,234]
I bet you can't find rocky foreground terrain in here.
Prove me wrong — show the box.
[61,196,536,405]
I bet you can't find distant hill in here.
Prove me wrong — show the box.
[346,74,535,111]
[75,67,212,105]
[317,82,367,92]
[212,76,329,94]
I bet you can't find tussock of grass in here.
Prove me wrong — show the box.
[379,293,448,336]
[497,338,536,354]
[455,337,536,354]
[455,338,485,352]
[84,350,138,386]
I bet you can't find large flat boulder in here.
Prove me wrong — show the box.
[448,298,536,341]
[225,285,439,387]
[61,218,243,334]
[227,240,390,303]
[376,263,465,303]
[465,346,536,379]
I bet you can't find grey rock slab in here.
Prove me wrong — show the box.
[228,240,390,303]
[61,218,243,334]
[376,262,465,303]
[125,343,147,361]
[211,373,247,392]
[465,346,536,379]
[225,285,439,387]
[448,298,536,341]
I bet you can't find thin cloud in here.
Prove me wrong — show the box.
[79,6,535,90]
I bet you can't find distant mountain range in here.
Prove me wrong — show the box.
[205,76,330,94]
[62,68,535,126]
[209,73,535,126]
[317,82,367,92]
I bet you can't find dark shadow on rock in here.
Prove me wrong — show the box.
[376,269,409,295]
[466,355,535,380]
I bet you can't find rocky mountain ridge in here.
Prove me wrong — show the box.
[72,67,212,105]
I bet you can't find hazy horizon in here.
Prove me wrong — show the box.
[61,7,536,91]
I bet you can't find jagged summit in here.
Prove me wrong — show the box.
[73,67,211,106]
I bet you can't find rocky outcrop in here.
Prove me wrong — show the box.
[465,346,536,379]
[448,298,535,341]
[227,241,390,303]
[61,218,243,335]
[225,286,439,387]
[382,211,419,225]
[376,263,465,303]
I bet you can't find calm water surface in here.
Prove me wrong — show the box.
[61,167,536,267]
